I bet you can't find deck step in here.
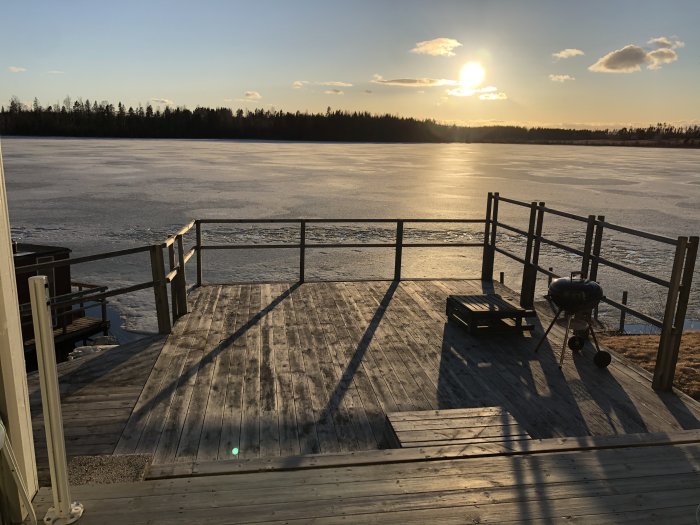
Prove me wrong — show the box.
[386,407,533,448]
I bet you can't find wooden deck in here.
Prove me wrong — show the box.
[33,436,700,524]
[105,280,700,471]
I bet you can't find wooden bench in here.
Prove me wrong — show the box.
[386,407,532,448]
[446,294,535,334]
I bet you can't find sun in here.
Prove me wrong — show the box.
[459,62,485,88]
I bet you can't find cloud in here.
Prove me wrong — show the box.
[647,48,679,69]
[324,89,344,95]
[552,48,584,60]
[589,38,681,73]
[648,36,684,49]
[244,91,262,100]
[8,66,27,73]
[372,74,456,87]
[151,98,174,105]
[411,37,462,57]
[479,92,507,100]
[589,44,649,73]
[318,81,352,87]
[46,70,65,75]
[549,74,575,82]
[292,80,352,89]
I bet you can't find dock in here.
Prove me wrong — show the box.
[29,279,700,523]
[23,194,700,523]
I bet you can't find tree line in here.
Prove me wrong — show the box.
[2,96,700,145]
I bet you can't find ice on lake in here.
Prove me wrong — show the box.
[4,137,700,333]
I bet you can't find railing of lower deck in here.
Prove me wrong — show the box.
[18,281,109,339]
[14,244,174,335]
[482,192,698,391]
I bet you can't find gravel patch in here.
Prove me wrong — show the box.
[67,455,151,485]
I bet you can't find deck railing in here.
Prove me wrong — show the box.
[13,192,697,392]
[483,192,698,391]
[14,244,173,334]
[194,218,484,284]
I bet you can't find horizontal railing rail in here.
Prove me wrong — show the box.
[197,218,484,224]
[14,245,153,273]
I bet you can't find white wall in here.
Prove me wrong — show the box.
[0,142,38,522]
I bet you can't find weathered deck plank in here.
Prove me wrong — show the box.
[216,284,251,460]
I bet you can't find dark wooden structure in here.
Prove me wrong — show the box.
[14,242,109,354]
[446,293,535,333]
[14,243,72,336]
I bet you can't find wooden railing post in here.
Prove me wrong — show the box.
[299,220,306,283]
[176,234,188,317]
[653,237,686,390]
[168,241,177,321]
[101,299,108,335]
[589,215,605,283]
[481,192,497,281]
[394,220,404,281]
[653,236,698,391]
[196,220,203,287]
[520,202,538,308]
[150,244,171,334]
[581,215,596,278]
[619,291,628,333]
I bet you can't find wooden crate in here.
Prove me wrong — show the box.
[446,294,535,333]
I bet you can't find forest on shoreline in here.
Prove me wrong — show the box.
[2,96,700,147]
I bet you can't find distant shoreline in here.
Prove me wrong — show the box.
[3,134,700,149]
[3,103,699,148]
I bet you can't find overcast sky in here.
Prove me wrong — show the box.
[2,0,699,128]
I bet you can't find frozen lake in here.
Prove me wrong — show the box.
[3,137,699,333]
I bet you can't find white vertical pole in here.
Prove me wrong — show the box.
[29,276,83,524]
[0,140,39,522]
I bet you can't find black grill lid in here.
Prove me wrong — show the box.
[548,271,603,313]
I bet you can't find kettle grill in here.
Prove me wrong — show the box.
[534,272,612,369]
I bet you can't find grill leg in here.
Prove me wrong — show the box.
[588,325,602,353]
[533,308,562,353]
[559,315,573,368]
